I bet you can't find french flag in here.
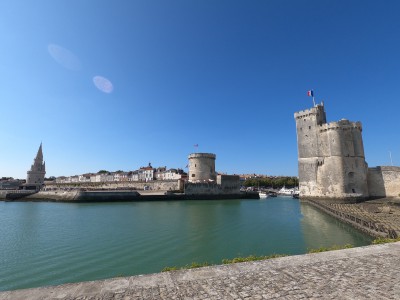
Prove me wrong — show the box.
[307,90,314,97]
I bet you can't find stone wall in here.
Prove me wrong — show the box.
[185,182,222,195]
[45,180,183,192]
[217,175,240,193]
[368,166,400,198]
[185,174,241,195]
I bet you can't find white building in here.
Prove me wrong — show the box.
[164,169,186,180]
[139,163,155,182]
[71,175,79,183]
[79,174,92,182]
[128,171,139,181]
[155,167,167,180]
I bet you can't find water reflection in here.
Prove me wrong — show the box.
[300,202,373,250]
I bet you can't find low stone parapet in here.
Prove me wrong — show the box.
[1,242,399,299]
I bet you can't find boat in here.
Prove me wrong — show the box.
[292,192,300,199]
[259,191,269,198]
[278,186,294,196]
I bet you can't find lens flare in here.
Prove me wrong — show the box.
[47,44,81,71]
[93,76,114,93]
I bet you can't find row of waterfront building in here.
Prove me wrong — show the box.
[55,165,187,184]
[2,147,243,196]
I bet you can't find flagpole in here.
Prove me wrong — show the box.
[308,90,316,106]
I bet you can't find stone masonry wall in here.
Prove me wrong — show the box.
[368,166,400,198]
[188,153,216,182]
[45,180,183,192]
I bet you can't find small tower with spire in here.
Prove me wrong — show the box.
[26,143,46,188]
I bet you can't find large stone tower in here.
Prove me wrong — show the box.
[188,153,216,182]
[26,143,46,187]
[294,102,368,201]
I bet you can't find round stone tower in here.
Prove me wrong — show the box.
[188,153,216,182]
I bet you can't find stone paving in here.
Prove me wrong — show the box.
[1,242,399,300]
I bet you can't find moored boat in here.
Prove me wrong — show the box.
[278,186,294,196]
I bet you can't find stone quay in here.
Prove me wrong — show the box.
[304,198,400,239]
[1,242,399,300]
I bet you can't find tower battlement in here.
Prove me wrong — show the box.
[294,103,325,120]
[319,120,362,132]
[188,153,216,160]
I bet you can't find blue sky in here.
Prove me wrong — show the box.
[1,0,400,179]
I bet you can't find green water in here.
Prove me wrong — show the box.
[0,197,373,291]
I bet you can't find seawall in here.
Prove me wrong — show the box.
[1,242,399,299]
[0,190,259,202]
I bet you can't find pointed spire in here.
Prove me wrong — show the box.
[27,142,46,185]
[36,142,43,161]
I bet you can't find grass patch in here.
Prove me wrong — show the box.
[162,254,287,272]
[222,254,287,264]
[162,262,210,272]
[308,244,353,253]
[372,237,400,244]
[185,262,210,269]
[161,266,179,272]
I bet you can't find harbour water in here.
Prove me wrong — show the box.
[0,197,373,291]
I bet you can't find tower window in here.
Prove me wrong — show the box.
[309,126,311,129]
[192,174,195,177]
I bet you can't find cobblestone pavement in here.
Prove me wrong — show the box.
[1,242,399,300]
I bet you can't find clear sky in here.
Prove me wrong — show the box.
[1,0,400,179]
